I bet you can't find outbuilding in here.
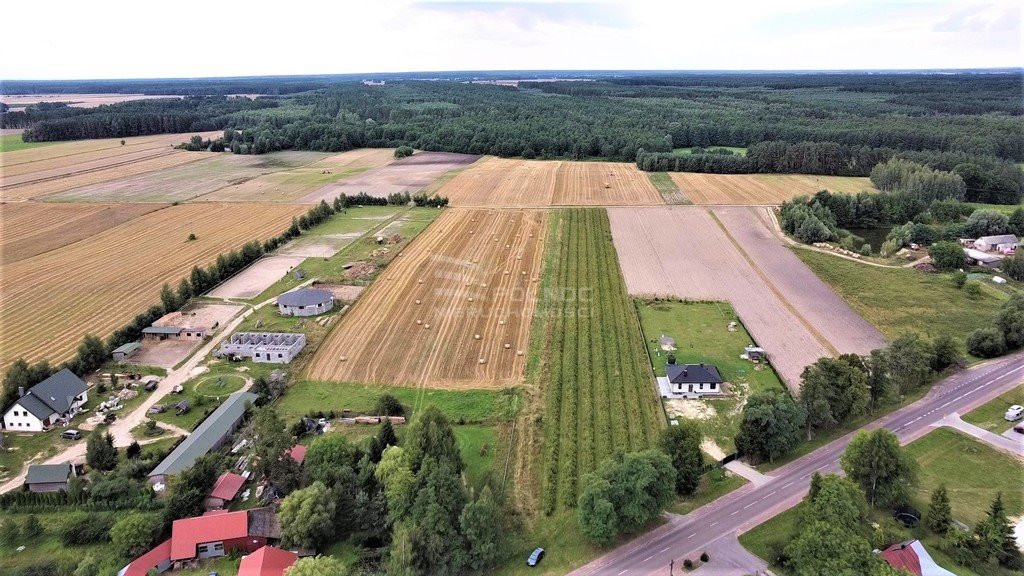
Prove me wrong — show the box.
[112,342,142,362]
[277,289,334,317]
[25,462,75,493]
[974,234,1018,253]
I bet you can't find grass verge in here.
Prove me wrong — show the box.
[962,385,1024,433]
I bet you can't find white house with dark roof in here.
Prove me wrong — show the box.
[658,362,726,399]
[277,288,334,317]
[974,234,1018,253]
[3,369,89,432]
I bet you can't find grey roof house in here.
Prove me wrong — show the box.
[25,462,75,492]
[3,369,89,433]
[277,288,334,317]
[659,363,726,399]
[148,391,258,483]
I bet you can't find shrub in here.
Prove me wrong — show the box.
[1002,251,1024,281]
[927,241,965,271]
[700,551,709,563]
[59,512,115,546]
[22,515,43,539]
[967,327,1007,358]
[964,280,982,298]
[373,394,405,417]
[952,270,968,288]
[683,558,693,569]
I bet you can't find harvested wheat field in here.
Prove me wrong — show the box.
[0,93,186,109]
[607,206,883,390]
[0,203,305,371]
[0,202,166,264]
[439,157,664,206]
[204,148,398,202]
[301,152,481,204]
[669,172,875,205]
[0,132,219,201]
[307,208,547,389]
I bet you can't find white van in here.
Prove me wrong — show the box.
[1005,405,1024,422]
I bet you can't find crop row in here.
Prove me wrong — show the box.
[539,208,661,514]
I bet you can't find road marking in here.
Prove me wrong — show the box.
[642,555,653,563]
[660,547,670,554]
[731,510,739,516]
[743,503,754,509]
[783,482,793,488]
[710,521,718,527]
[617,571,627,575]
[767,491,776,497]
[689,533,697,538]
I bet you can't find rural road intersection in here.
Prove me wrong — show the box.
[569,351,1024,576]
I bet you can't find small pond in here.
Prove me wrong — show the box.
[846,227,893,253]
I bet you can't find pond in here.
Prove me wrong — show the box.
[847,227,892,253]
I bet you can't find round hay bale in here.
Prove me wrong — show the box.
[340,356,348,362]
[517,350,524,356]
[415,299,421,305]
[504,271,510,275]
[504,343,511,349]
[506,244,510,248]
[481,283,487,288]
[474,334,481,340]
[521,271,527,275]
[478,358,486,364]
[499,320,506,326]
[417,279,424,284]
[469,297,475,302]
[424,324,430,329]
[470,230,475,234]
[416,320,422,325]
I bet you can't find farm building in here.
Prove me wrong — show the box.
[963,248,1001,267]
[3,368,89,432]
[112,341,142,361]
[743,345,767,361]
[277,288,334,317]
[120,508,280,574]
[239,546,298,576]
[148,391,258,484]
[973,234,1018,252]
[218,332,306,364]
[880,540,955,576]
[660,362,725,399]
[142,325,207,342]
[205,471,246,510]
[24,462,75,493]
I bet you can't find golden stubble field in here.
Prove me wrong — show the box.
[0,203,306,370]
[438,157,664,206]
[307,208,548,389]
[0,132,219,201]
[669,172,876,204]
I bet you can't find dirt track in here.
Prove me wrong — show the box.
[307,208,547,389]
[607,206,883,390]
[300,152,480,204]
[439,157,664,206]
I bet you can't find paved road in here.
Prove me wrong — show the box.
[570,351,1024,576]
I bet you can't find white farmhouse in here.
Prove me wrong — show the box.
[661,363,726,399]
[973,234,1018,253]
[3,369,89,432]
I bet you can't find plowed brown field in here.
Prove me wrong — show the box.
[0,203,305,370]
[669,173,875,205]
[0,132,219,200]
[0,202,166,264]
[307,208,547,389]
[607,206,884,390]
[439,157,664,206]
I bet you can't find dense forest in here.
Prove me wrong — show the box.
[4,71,1021,200]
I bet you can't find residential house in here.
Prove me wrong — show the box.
[880,540,955,576]
[3,369,89,432]
[239,546,298,576]
[205,471,246,510]
[25,462,74,493]
[663,363,725,399]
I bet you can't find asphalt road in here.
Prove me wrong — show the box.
[570,351,1024,576]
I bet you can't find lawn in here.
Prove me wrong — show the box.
[962,385,1024,433]
[276,380,518,424]
[249,206,441,303]
[194,373,247,397]
[174,556,239,575]
[495,510,607,576]
[796,248,1004,342]
[904,428,1023,526]
[454,425,498,491]
[636,299,787,453]
[646,172,689,204]
[669,467,748,515]
[0,133,54,153]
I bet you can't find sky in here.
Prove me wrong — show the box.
[1,0,1020,80]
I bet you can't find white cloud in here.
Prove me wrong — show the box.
[0,0,1019,79]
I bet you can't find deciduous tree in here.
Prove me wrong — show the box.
[735,390,805,463]
[280,482,337,550]
[840,429,917,508]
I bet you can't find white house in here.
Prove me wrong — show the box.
[974,234,1018,253]
[3,369,89,432]
[662,363,726,399]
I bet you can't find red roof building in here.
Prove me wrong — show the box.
[205,471,246,510]
[119,538,172,576]
[289,444,307,465]
[239,546,298,576]
[880,540,955,576]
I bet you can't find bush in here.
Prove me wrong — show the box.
[1002,251,1024,281]
[952,270,968,288]
[373,394,405,417]
[700,551,709,562]
[967,327,1007,358]
[22,515,43,539]
[683,558,693,569]
[394,145,414,159]
[964,280,982,298]
[927,241,965,271]
[59,512,115,545]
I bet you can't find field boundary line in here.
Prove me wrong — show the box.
[706,208,839,356]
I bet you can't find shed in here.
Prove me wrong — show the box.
[112,342,142,361]
[25,462,74,492]
[205,472,246,510]
[277,289,334,317]
[239,546,297,576]
[744,345,766,361]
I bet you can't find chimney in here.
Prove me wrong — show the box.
[18,387,25,398]
[682,369,688,377]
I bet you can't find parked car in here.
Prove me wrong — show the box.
[1013,425,1024,434]
[144,381,158,392]
[60,429,81,440]
[527,547,545,567]
[1005,405,1023,422]
[104,413,117,424]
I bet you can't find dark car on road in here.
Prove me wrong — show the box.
[527,547,545,567]
[1014,425,1024,434]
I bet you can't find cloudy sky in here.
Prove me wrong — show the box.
[2,0,1020,79]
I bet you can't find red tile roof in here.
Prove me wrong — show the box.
[170,510,249,561]
[239,546,298,576]
[122,538,172,576]
[289,445,307,465]
[210,471,246,501]
[882,542,922,576]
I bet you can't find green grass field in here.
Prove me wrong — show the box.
[636,300,786,453]
[0,133,54,153]
[194,374,246,397]
[670,467,748,515]
[537,209,663,513]
[796,248,1004,342]
[962,386,1024,433]
[646,172,689,204]
[904,428,1023,526]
